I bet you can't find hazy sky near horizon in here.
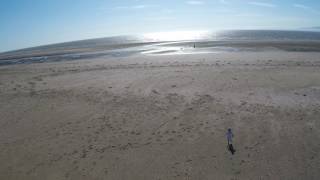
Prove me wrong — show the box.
[1,0,320,52]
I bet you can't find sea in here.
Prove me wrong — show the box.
[1,30,320,66]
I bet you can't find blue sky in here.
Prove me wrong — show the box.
[1,0,320,52]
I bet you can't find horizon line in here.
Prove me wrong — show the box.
[1,28,320,54]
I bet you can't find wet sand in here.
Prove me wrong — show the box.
[0,52,320,180]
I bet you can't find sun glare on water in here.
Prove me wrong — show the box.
[143,30,209,42]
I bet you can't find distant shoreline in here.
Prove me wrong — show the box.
[1,40,320,66]
[2,30,320,66]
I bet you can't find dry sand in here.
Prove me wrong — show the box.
[0,52,320,180]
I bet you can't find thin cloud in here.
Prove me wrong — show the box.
[114,4,156,10]
[162,9,174,14]
[293,3,320,14]
[219,0,229,4]
[293,4,309,10]
[144,17,175,21]
[186,1,205,5]
[249,2,276,8]
[215,8,236,13]
[235,13,263,17]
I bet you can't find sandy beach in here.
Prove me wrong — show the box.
[1,51,320,180]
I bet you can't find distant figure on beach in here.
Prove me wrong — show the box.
[193,43,196,48]
[227,128,235,155]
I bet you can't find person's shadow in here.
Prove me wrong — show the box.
[228,144,236,155]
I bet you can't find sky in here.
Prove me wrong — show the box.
[1,0,320,52]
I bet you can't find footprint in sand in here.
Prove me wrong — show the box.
[167,138,174,142]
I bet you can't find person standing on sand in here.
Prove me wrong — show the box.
[227,128,235,155]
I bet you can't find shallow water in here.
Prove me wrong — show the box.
[1,30,320,66]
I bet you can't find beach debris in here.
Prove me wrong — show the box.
[152,89,160,94]
[227,128,236,155]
